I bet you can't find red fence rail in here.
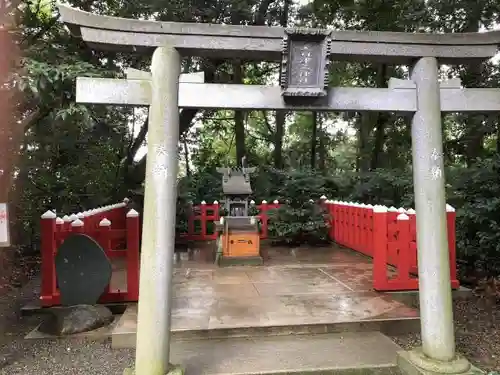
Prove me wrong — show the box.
[40,199,140,307]
[329,201,459,291]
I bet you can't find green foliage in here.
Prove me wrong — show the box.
[450,156,500,276]
[267,170,331,246]
[347,169,414,208]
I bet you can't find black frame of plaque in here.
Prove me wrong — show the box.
[280,28,331,98]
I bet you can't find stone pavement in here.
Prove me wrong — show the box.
[112,247,419,347]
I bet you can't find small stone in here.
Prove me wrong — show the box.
[38,304,113,336]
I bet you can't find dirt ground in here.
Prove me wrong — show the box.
[391,296,500,373]
[0,262,499,374]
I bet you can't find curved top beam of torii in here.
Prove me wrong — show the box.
[58,4,500,64]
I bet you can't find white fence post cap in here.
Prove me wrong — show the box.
[99,218,111,227]
[373,205,388,213]
[71,219,84,227]
[41,210,57,219]
[127,209,139,218]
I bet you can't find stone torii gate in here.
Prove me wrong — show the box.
[58,4,500,375]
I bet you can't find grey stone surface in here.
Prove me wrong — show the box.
[133,46,181,375]
[164,331,401,374]
[58,4,500,63]
[37,305,113,336]
[76,79,418,111]
[397,350,483,375]
[54,234,111,306]
[281,28,331,97]
[76,78,500,113]
[410,57,455,361]
[123,364,184,375]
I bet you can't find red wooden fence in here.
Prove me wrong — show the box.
[40,199,140,307]
[183,199,281,240]
[39,197,459,304]
[328,201,459,291]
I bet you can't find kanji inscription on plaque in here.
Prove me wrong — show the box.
[280,28,331,98]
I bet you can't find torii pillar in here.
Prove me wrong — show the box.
[128,46,182,375]
[397,57,474,374]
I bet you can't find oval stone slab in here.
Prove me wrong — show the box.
[55,234,112,307]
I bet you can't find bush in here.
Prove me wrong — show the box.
[267,170,331,246]
[451,156,500,277]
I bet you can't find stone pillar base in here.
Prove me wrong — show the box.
[123,364,184,375]
[398,348,483,375]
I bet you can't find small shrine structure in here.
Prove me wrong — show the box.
[215,160,261,265]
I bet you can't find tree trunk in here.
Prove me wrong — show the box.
[274,111,285,169]
[357,113,372,172]
[233,61,246,165]
[310,112,317,169]
[318,116,326,173]
[182,137,191,177]
[271,0,290,170]
[370,64,388,170]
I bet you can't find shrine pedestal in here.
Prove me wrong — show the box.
[215,218,262,266]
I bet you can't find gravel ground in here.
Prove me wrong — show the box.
[0,276,498,374]
[0,277,135,375]
[391,296,500,373]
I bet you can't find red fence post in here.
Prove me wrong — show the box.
[395,212,412,283]
[71,219,84,233]
[336,202,344,246]
[200,201,207,240]
[258,200,268,239]
[126,209,140,301]
[346,202,353,249]
[40,210,57,307]
[353,203,361,252]
[213,200,220,223]
[98,218,112,256]
[446,204,459,289]
[386,207,400,266]
[373,205,389,291]
[406,208,418,274]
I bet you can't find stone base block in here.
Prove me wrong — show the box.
[123,363,184,375]
[218,255,263,266]
[398,349,483,375]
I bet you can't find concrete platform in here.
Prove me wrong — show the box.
[112,247,420,348]
[167,331,403,375]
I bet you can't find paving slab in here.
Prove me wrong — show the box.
[169,331,402,375]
